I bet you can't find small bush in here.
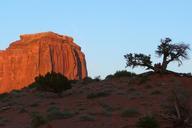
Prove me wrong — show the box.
[105,74,113,79]
[99,102,114,112]
[11,90,21,95]
[136,116,160,128]
[28,83,39,89]
[18,107,28,113]
[47,106,74,120]
[121,108,140,117]
[161,87,192,128]
[30,102,40,107]
[102,109,112,117]
[0,93,9,100]
[150,90,162,95]
[94,76,101,81]
[30,112,47,128]
[87,91,110,99]
[31,72,72,95]
[105,70,136,79]
[114,70,136,77]
[0,117,8,126]
[82,77,93,84]
[69,80,78,84]
[79,114,95,121]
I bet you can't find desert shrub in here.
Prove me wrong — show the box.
[105,70,136,79]
[186,72,192,77]
[30,102,40,107]
[28,82,39,89]
[94,76,101,81]
[18,107,28,113]
[32,72,72,95]
[99,102,114,112]
[30,112,47,128]
[161,86,192,128]
[79,114,95,121]
[11,90,21,95]
[0,118,8,126]
[102,109,113,117]
[114,70,136,77]
[136,116,160,128]
[121,108,140,117]
[0,93,9,100]
[69,80,78,84]
[105,74,114,79]
[47,106,74,120]
[150,90,162,95]
[82,76,101,83]
[87,91,110,99]
[82,77,93,84]
[0,117,8,126]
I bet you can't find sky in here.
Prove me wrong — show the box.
[0,0,192,78]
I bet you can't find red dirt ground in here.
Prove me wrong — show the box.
[0,73,192,128]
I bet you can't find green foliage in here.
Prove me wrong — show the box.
[121,108,140,117]
[150,90,162,95]
[0,93,9,100]
[124,53,153,70]
[47,106,74,120]
[156,38,190,67]
[18,107,28,113]
[30,102,40,107]
[99,102,114,112]
[114,70,136,77]
[136,116,160,128]
[81,76,102,84]
[82,77,93,84]
[28,82,39,89]
[69,80,78,84]
[87,91,110,99]
[94,76,101,81]
[11,90,21,95]
[31,72,72,95]
[105,70,136,79]
[30,112,47,128]
[30,107,75,127]
[105,75,114,79]
[0,117,8,126]
[124,38,190,73]
[79,114,95,121]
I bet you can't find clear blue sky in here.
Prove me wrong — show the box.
[0,0,192,78]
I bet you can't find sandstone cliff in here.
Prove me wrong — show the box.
[0,32,87,93]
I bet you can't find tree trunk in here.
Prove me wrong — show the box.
[161,54,168,72]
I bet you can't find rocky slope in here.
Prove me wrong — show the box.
[0,74,192,128]
[0,32,87,93]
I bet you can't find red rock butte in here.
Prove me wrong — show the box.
[0,32,87,93]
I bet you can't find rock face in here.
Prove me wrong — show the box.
[0,32,87,93]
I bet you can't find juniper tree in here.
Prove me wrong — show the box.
[124,38,190,73]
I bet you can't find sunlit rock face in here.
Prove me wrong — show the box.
[0,32,87,93]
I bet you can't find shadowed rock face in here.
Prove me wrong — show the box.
[0,32,87,93]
